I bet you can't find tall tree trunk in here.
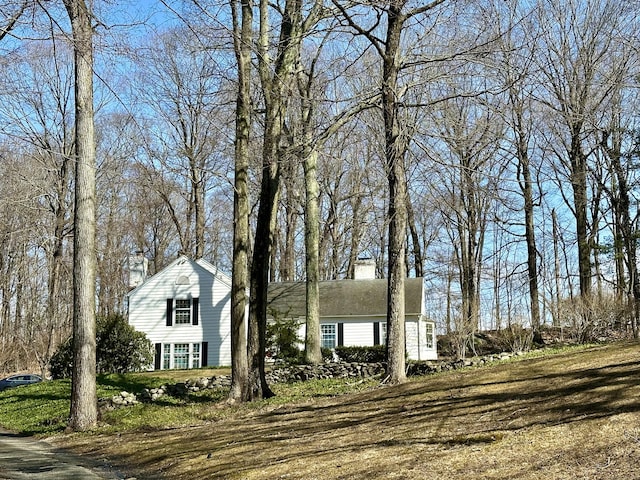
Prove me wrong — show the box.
[192,160,205,259]
[247,151,278,400]
[551,208,563,326]
[406,197,424,277]
[604,128,640,337]
[246,0,304,400]
[303,148,322,364]
[64,0,97,432]
[382,4,407,385]
[228,0,252,404]
[514,109,541,332]
[46,169,70,365]
[570,137,592,299]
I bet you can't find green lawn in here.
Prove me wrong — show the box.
[0,367,378,436]
[2,343,639,479]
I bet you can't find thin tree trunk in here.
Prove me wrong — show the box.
[571,133,591,299]
[552,208,562,327]
[193,161,205,259]
[515,117,541,331]
[406,197,424,277]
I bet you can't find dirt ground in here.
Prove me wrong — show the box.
[52,342,640,479]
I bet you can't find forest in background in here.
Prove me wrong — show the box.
[1,0,639,374]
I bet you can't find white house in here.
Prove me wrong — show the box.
[128,256,437,370]
[267,259,438,361]
[127,256,232,369]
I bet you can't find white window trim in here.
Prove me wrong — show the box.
[425,322,435,349]
[161,343,202,369]
[321,323,337,349]
[174,299,192,324]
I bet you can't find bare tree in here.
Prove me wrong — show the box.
[599,85,640,336]
[0,1,29,42]
[131,26,227,260]
[432,89,504,355]
[64,0,98,432]
[496,3,542,332]
[246,0,320,400]
[535,0,632,300]
[228,0,252,404]
[0,40,76,368]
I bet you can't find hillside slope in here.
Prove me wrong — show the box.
[54,342,640,479]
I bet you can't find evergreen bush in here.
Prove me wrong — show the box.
[266,316,303,363]
[334,345,386,363]
[49,314,153,379]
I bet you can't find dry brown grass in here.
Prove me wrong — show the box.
[52,342,640,479]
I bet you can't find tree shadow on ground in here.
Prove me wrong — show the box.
[58,343,640,479]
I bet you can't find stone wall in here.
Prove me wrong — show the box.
[99,352,519,410]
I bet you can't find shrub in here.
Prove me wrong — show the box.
[267,316,303,364]
[334,345,386,363]
[321,347,334,362]
[49,314,153,379]
[495,325,533,353]
[49,337,73,380]
[557,295,631,343]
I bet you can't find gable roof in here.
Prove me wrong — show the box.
[127,255,231,299]
[267,277,424,319]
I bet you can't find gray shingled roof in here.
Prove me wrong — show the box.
[267,277,424,318]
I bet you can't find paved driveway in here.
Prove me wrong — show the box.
[0,430,130,479]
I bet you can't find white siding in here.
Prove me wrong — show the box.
[406,319,420,360]
[343,321,375,346]
[295,319,378,349]
[406,317,438,361]
[295,316,437,360]
[128,257,232,367]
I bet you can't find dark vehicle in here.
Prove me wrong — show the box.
[0,374,42,391]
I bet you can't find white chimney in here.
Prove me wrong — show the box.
[128,251,148,288]
[354,258,376,280]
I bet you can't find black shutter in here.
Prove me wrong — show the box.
[166,299,173,326]
[201,341,208,367]
[338,323,344,346]
[373,322,380,345]
[192,297,199,326]
[154,343,162,370]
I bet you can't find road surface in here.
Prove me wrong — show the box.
[0,429,132,479]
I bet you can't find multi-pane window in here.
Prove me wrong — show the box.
[425,322,434,349]
[161,343,202,369]
[173,343,190,369]
[321,324,337,349]
[381,322,387,345]
[163,344,171,370]
[191,343,200,369]
[175,299,191,324]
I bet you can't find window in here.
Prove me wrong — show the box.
[163,344,171,370]
[321,324,337,349]
[175,299,192,324]
[381,322,387,345]
[174,343,189,369]
[425,322,434,349]
[161,343,203,370]
[167,297,199,326]
[191,343,200,368]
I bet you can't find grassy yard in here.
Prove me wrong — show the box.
[1,342,640,479]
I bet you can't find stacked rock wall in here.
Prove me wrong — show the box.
[99,352,519,409]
